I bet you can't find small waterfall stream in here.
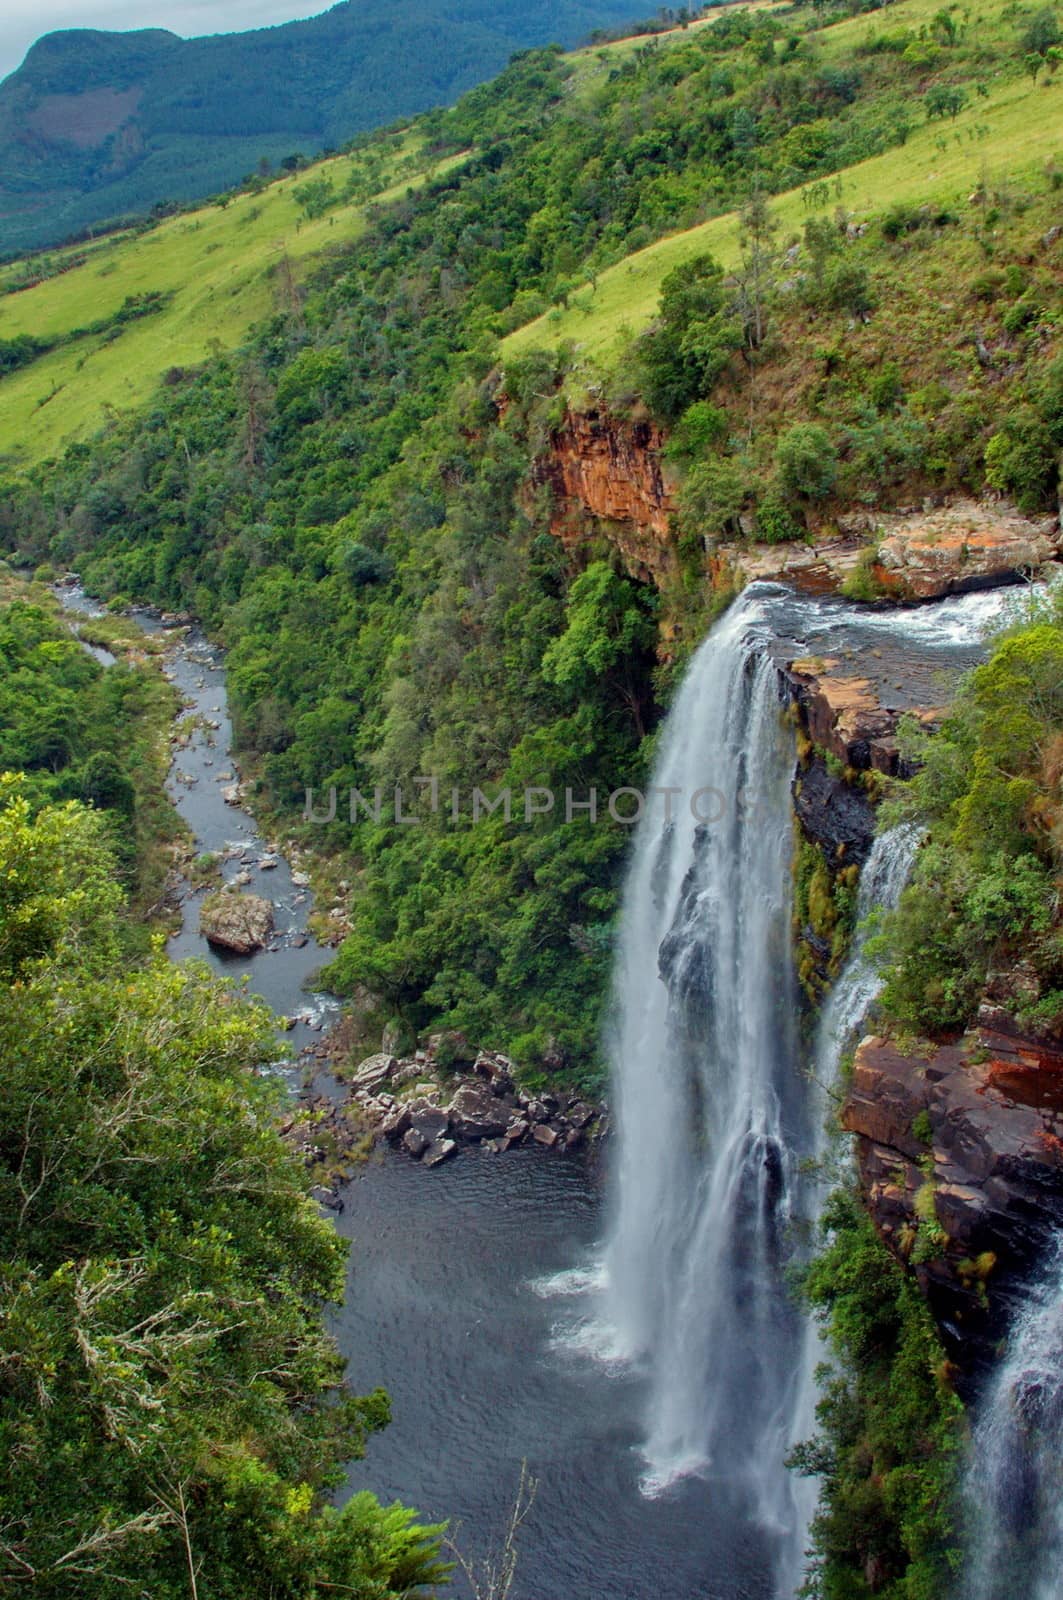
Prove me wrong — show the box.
[963,1255,1063,1600]
[786,822,920,1589]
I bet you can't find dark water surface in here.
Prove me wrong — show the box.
[55,585,772,1598]
[333,1146,779,1600]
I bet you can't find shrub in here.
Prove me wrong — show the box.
[775,423,839,500]
[983,411,1058,510]
[823,256,875,316]
[755,488,805,544]
[665,400,730,461]
[339,542,395,586]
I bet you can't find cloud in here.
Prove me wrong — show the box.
[0,0,332,82]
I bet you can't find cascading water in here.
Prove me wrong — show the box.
[605,588,807,1525]
[785,822,920,1591]
[963,1253,1063,1600]
[589,579,1027,1595]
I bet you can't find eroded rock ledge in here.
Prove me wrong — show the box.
[533,408,678,587]
[536,404,1061,605]
[842,1028,1063,1384]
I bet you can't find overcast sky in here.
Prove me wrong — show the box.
[0,0,333,82]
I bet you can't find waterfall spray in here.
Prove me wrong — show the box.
[964,1252,1063,1600]
[605,587,806,1526]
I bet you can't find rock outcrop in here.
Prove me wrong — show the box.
[534,408,678,586]
[199,891,273,954]
[843,1029,1063,1385]
[784,654,945,774]
[334,1044,604,1170]
[792,755,877,864]
[534,404,1061,607]
[713,503,1060,601]
[874,502,1060,600]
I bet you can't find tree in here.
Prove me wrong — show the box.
[541,561,656,736]
[0,791,447,1597]
[1023,7,1062,56]
[925,83,968,119]
[635,253,742,421]
[775,423,838,500]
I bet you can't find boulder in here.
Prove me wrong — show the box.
[199,892,273,954]
[403,1128,430,1158]
[348,1053,397,1092]
[380,1102,412,1139]
[474,1049,515,1090]
[407,1101,450,1143]
[532,1123,559,1148]
[447,1081,510,1141]
[422,1137,457,1168]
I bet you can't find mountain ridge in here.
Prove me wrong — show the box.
[0,0,658,254]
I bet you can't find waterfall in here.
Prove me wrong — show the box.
[963,1253,1063,1600]
[785,822,920,1592]
[600,580,1025,1593]
[605,586,805,1524]
[810,822,920,1081]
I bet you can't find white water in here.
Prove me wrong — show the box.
[605,587,806,1531]
[785,823,920,1590]
[600,576,1007,1593]
[964,1253,1063,1600]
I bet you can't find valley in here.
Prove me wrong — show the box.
[3,0,1063,1595]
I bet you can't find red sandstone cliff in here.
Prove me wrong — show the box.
[532,409,679,587]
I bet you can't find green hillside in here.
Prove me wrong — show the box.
[505,0,1063,364]
[3,3,1063,1591]
[0,0,666,256]
[0,133,467,463]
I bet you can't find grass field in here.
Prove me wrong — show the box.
[0,137,466,465]
[2,0,1059,463]
[505,0,1063,368]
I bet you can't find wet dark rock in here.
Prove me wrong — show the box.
[447,1081,510,1140]
[792,756,876,865]
[843,1031,1063,1387]
[422,1137,457,1168]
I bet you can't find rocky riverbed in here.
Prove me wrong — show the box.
[287,1030,606,1200]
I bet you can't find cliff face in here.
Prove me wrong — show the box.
[537,407,1063,610]
[843,1028,1063,1386]
[533,409,678,587]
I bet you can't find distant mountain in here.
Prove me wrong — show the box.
[0,0,657,254]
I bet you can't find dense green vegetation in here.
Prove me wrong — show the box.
[0,578,180,915]
[0,780,445,1597]
[0,0,663,255]
[873,582,1063,1037]
[6,0,1061,1081]
[794,1189,964,1600]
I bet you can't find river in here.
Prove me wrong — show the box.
[57,582,780,1599]
[54,577,1030,1600]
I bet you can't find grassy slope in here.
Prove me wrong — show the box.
[0,138,466,464]
[0,1,774,467]
[505,0,1063,366]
